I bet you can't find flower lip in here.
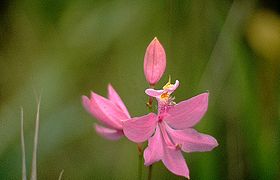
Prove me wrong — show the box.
[145,80,179,104]
[145,89,164,98]
[164,80,179,94]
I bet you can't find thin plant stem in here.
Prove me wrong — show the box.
[58,169,64,180]
[147,165,153,180]
[20,107,27,180]
[137,143,143,180]
[30,96,41,180]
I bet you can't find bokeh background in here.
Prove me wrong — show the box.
[1,0,280,179]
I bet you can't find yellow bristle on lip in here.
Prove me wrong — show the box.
[163,75,172,90]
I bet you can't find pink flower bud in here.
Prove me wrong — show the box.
[144,37,166,86]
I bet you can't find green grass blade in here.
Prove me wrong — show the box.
[30,97,41,180]
[21,107,27,180]
[58,169,64,180]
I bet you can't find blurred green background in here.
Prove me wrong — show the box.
[0,0,280,179]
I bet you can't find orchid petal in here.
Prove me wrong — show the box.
[82,95,92,113]
[145,88,164,97]
[95,124,123,140]
[144,126,164,166]
[123,113,157,143]
[166,80,180,94]
[162,146,190,179]
[159,122,176,148]
[107,84,130,118]
[165,92,209,129]
[82,95,121,129]
[92,92,128,122]
[165,124,218,152]
[144,123,190,178]
[91,92,128,129]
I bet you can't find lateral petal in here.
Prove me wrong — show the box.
[82,95,92,113]
[162,145,189,178]
[91,92,130,128]
[165,125,218,153]
[144,126,164,166]
[123,113,157,143]
[82,95,121,129]
[144,123,190,178]
[165,92,209,129]
[95,124,123,140]
[107,84,130,118]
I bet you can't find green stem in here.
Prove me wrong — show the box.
[146,96,153,111]
[138,143,143,180]
[148,165,153,180]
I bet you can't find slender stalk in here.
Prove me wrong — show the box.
[137,143,143,180]
[146,86,154,111]
[146,96,153,110]
[20,107,27,180]
[30,97,41,180]
[58,169,64,180]
[147,165,153,180]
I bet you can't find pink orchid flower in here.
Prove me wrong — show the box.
[123,80,218,178]
[82,84,130,140]
[144,37,166,86]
